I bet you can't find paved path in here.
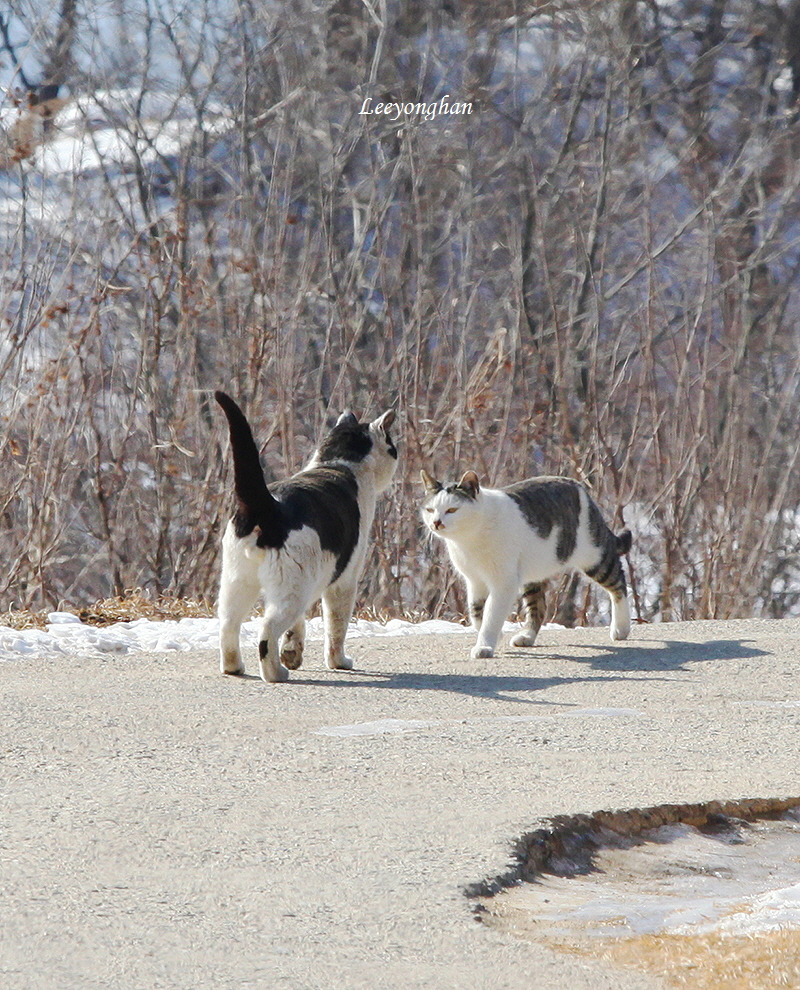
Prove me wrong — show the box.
[3,618,800,989]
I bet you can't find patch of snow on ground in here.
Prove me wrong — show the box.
[506,815,800,941]
[0,612,565,662]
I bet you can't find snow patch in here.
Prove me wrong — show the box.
[0,614,571,663]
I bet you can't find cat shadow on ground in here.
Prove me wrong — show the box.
[284,669,654,704]
[233,639,767,701]
[536,637,768,673]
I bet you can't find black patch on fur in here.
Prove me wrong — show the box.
[316,421,373,463]
[216,391,362,579]
[271,466,361,581]
[505,478,581,562]
[443,483,478,501]
[259,639,268,659]
[587,498,611,550]
[216,391,289,547]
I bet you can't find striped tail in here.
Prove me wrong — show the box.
[616,529,632,556]
[584,505,631,602]
[215,391,285,545]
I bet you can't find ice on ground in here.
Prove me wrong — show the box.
[501,817,800,941]
[316,719,442,737]
[316,709,642,737]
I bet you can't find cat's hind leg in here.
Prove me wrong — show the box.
[218,536,262,675]
[322,580,358,670]
[584,552,631,641]
[258,608,298,683]
[609,592,631,641]
[279,620,306,670]
[511,582,546,647]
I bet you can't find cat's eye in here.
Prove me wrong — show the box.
[424,507,434,513]
[445,507,457,514]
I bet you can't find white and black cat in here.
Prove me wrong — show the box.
[215,391,397,682]
[420,469,631,658]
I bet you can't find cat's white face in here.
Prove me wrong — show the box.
[420,470,481,540]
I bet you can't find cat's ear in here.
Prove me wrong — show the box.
[458,471,480,498]
[420,469,442,494]
[372,409,395,432]
[336,411,359,427]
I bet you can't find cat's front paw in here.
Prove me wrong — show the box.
[610,600,631,641]
[327,655,354,671]
[510,632,537,648]
[220,651,245,675]
[471,645,495,659]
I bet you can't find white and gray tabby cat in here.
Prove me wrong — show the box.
[215,391,398,682]
[420,469,631,658]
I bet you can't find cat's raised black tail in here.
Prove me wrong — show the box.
[215,391,287,546]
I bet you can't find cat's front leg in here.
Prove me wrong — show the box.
[471,583,518,659]
[322,580,358,671]
[466,577,489,632]
[583,548,631,642]
[279,620,306,670]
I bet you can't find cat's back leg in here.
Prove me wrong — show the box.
[321,578,359,670]
[258,604,304,682]
[279,619,306,670]
[510,582,547,648]
[582,539,631,642]
[218,526,262,675]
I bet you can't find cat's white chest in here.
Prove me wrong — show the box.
[448,531,512,584]
[444,495,569,585]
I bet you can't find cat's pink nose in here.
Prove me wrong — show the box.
[433,519,444,530]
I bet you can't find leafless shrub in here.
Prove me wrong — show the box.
[2,1,799,625]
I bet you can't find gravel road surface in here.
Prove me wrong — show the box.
[3,618,799,989]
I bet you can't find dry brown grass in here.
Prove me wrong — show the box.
[484,899,800,988]
[0,592,437,631]
[594,929,800,989]
[0,589,214,630]
[5,6,800,628]
[355,604,446,625]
